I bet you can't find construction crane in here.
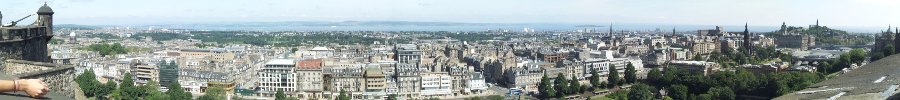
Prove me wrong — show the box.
[3,14,33,27]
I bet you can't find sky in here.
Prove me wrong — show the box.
[1,0,899,27]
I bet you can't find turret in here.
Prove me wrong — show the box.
[35,3,53,35]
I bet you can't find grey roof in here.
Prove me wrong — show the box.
[37,4,53,14]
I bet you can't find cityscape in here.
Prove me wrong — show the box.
[1,0,899,100]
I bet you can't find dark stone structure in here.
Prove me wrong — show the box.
[0,3,54,64]
[743,23,752,54]
[0,4,75,99]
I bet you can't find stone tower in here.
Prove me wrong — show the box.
[744,22,752,55]
[36,3,54,36]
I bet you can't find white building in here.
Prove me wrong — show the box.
[257,59,297,97]
[419,72,452,97]
[466,72,488,93]
[583,57,644,79]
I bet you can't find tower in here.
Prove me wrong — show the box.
[608,23,613,36]
[35,3,53,36]
[743,22,752,55]
[816,19,819,27]
[672,27,676,36]
[781,22,787,34]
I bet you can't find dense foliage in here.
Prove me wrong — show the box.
[76,70,193,100]
[199,87,227,100]
[818,48,867,74]
[607,65,620,88]
[624,63,637,83]
[643,68,824,99]
[81,43,129,57]
[338,89,351,100]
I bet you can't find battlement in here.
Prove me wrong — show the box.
[0,3,55,64]
[0,26,51,43]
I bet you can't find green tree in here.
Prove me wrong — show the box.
[695,94,712,100]
[538,73,556,98]
[628,84,654,100]
[669,84,689,100]
[116,73,146,100]
[93,80,117,99]
[338,89,351,100]
[291,48,299,53]
[145,90,170,100]
[199,87,227,100]
[886,45,896,55]
[625,63,637,84]
[569,78,582,93]
[733,69,759,94]
[275,90,287,100]
[387,94,398,100]
[606,90,629,100]
[76,69,99,97]
[646,68,662,87]
[166,81,192,100]
[849,48,867,64]
[590,69,602,89]
[607,65,620,88]
[707,87,735,100]
[662,96,674,100]
[555,73,570,96]
[486,95,504,100]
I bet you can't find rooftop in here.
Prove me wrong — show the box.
[265,59,295,65]
[296,59,323,69]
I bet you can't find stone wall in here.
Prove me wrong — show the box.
[0,35,51,67]
[2,60,77,98]
[0,26,52,67]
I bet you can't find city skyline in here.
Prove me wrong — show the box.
[1,0,899,27]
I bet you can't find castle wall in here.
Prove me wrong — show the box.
[0,26,52,65]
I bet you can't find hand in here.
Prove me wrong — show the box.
[16,79,49,98]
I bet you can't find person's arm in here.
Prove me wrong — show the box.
[0,79,49,98]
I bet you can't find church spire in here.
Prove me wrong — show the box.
[672,27,676,36]
[608,23,613,36]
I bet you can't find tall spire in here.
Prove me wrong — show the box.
[672,27,676,36]
[608,23,613,36]
[744,22,749,33]
[744,22,752,55]
[816,19,819,27]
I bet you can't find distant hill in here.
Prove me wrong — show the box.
[55,24,99,30]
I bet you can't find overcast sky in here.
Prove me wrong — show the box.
[1,0,899,27]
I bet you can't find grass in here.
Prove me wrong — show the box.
[590,96,614,100]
